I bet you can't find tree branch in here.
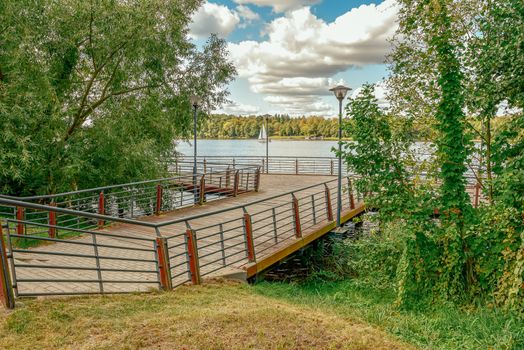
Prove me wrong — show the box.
[88,0,97,70]
[66,41,129,140]
[64,84,157,141]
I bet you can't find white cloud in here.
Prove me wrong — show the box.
[189,2,240,39]
[228,1,398,115]
[236,5,260,22]
[351,81,390,109]
[234,0,320,13]
[215,101,261,115]
[264,95,333,116]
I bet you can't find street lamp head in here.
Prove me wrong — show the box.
[190,94,201,108]
[329,85,352,101]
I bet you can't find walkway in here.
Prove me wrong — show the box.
[2,174,364,298]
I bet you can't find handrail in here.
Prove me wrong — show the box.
[0,176,339,230]
[1,164,258,201]
[0,197,158,228]
[155,178,339,228]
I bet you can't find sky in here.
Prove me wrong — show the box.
[188,0,399,117]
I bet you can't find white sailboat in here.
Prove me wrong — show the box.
[258,125,270,143]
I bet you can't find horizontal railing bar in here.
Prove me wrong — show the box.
[2,165,258,200]
[0,198,158,228]
[12,249,157,263]
[155,178,338,227]
[9,229,154,252]
[13,264,156,273]
[17,279,158,284]
[16,291,154,297]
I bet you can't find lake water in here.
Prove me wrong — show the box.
[176,139,340,158]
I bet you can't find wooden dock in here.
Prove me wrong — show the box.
[1,174,365,298]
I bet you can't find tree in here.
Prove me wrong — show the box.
[0,0,236,195]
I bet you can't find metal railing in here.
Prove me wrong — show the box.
[173,156,341,176]
[0,199,174,301]
[0,164,261,235]
[171,155,483,183]
[0,176,359,307]
[171,156,487,205]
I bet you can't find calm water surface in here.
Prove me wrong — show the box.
[176,139,340,158]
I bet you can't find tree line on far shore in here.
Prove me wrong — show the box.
[199,113,512,140]
[199,114,340,139]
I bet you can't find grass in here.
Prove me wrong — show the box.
[253,279,524,350]
[0,279,414,350]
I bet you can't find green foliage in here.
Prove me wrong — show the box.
[491,116,524,211]
[0,0,236,195]
[340,84,418,219]
[338,1,522,311]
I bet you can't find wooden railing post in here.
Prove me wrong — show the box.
[295,159,299,175]
[243,210,256,262]
[203,159,207,173]
[348,178,355,210]
[199,175,205,205]
[48,202,57,238]
[330,159,334,176]
[0,224,15,309]
[292,194,302,238]
[324,184,334,222]
[225,167,231,188]
[254,167,261,192]
[16,207,24,235]
[156,184,163,215]
[185,228,201,285]
[233,170,240,197]
[156,237,172,290]
[98,192,105,228]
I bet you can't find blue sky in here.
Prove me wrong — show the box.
[189,0,397,116]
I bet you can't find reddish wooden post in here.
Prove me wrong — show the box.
[348,178,355,210]
[233,170,240,197]
[474,181,481,208]
[98,192,105,228]
[199,175,205,205]
[0,225,15,309]
[292,195,302,238]
[243,211,256,262]
[185,229,201,285]
[254,167,261,192]
[16,207,24,235]
[324,184,334,222]
[155,184,163,215]
[156,237,172,290]
[225,167,231,188]
[48,202,57,238]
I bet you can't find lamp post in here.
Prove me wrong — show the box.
[266,115,269,174]
[329,85,351,227]
[190,94,201,204]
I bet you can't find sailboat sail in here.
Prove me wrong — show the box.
[258,125,268,143]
